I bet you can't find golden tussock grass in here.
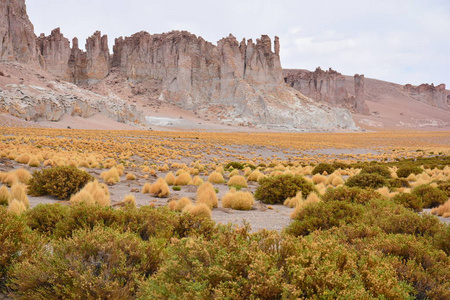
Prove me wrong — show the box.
[27,155,40,167]
[243,167,252,177]
[164,172,176,185]
[121,194,136,207]
[169,197,193,212]
[0,185,11,205]
[222,189,254,210]
[208,172,225,184]
[125,173,137,180]
[331,176,344,187]
[14,153,31,164]
[174,172,192,186]
[312,174,327,184]
[247,170,262,182]
[431,200,450,218]
[100,167,120,185]
[196,182,218,209]
[7,199,27,215]
[227,175,248,188]
[70,180,110,206]
[290,192,321,219]
[10,183,29,208]
[14,168,31,184]
[148,178,170,198]
[375,187,391,199]
[284,191,303,208]
[70,190,95,206]
[183,203,212,219]
[192,176,204,186]
[228,169,240,178]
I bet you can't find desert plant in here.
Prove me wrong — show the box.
[227,175,248,188]
[174,172,192,186]
[255,174,315,205]
[25,203,70,235]
[196,182,218,209]
[28,166,93,200]
[345,173,387,189]
[361,165,391,178]
[0,185,10,206]
[387,178,411,189]
[10,183,29,208]
[70,180,110,207]
[225,162,244,170]
[7,199,27,215]
[13,168,32,184]
[183,203,212,219]
[125,173,137,180]
[164,172,176,185]
[148,178,170,198]
[100,166,120,185]
[396,165,423,178]
[412,185,447,208]
[312,163,335,175]
[222,189,254,210]
[208,171,225,184]
[431,199,450,218]
[172,186,181,191]
[323,186,383,205]
[392,193,423,212]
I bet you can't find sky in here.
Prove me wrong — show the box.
[26,0,450,87]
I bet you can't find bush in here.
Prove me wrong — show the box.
[172,186,181,191]
[8,227,164,299]
[255,174,315,205]
[331,161,350,170]
[412,185,447,208]
[323,186,383,204]
[360,165,391,178]
[387,178,410,189]
[25,204,70,236]
[285,201,365,236]
[225,162,244,170]
[392,193,423,212]
[436,181,450,197]
[396,165,423,178]
[312,163,335,175]
[345,173,387,189]
[28,166,93,200]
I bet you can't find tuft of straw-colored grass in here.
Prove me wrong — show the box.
[193,176,204,186]
[247,170,262,182]
[290,192,321,219]
[125,173,137,180]
[183,203,212,219]
[431,199,450,217]
[174,197,192,212]
[164,172,176,185]
[8,199,27,215]
[208,172,225,184]
[222,189,254,210]
[148,178,170,198]
[100,167,120,185]
[122,194,136,207]
[0,185,11,205]
[284,191,303,208]
[227,175,248,188]
[174,172,192,186]
[312,174,327,184]
[27,156,40,167]
[196,182,218,209]
[10,183,29,208]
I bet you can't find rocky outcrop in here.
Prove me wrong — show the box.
[283,68,370,115]
[0,0,36,63]
[403,83,449,110]
[36,29,110,85]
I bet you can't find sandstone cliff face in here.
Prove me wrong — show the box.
[403,83,449,111]
[283,68,370,115]
[0,0,36,63]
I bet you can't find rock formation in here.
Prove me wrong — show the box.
[283,68,370,115]
[0,0,36,63]
[1,0,358,130]
[403,83,449,111]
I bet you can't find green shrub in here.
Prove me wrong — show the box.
[392,193,423,212]
[255,174,315,204]
[436,181,450,197]
[285,201,365,236]
[312,163,335,175]
[225,162,244,170]
[8,226,164,299]
[387,178,410,189]
[360,165,391,178]
[25,204,70,236]
[331,161,350,170]
[28,166,93,200]
[172,186,181,191]
[323,186,383,205]
[412,185,447,208]
[345,173,387,189]
[396,165,423,178]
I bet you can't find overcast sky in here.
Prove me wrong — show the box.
[27,0,450,87]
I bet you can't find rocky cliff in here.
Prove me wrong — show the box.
[1,0,358,130]
[403,83,449,111]
[283,68,370,115]
[0,0,36,63]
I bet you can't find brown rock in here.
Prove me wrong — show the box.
[403,83,449,110]
[283,68,370,115]
[0,0,37,63]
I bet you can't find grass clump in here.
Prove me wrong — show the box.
[183,203,212,219]
[392,193,423,212]
[345,173,387,189]
[100,166,120,185]
[164,172,176,185]
[208,172,225,184]
[0,185,11,206]
[125,173,137,180]
[312,163,335,175]
[222,189,254,210]
[255,174,315,205]
[147,178,170,198]
[174,172,192,186]
[396,165,423,178]
[28,166,93,200]
[227,175,248,189]
[70,180,111,206]
[196,182,218,209]
[431,200,450,218]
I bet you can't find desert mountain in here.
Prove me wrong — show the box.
[0,0,448,131]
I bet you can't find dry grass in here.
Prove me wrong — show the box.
[70,180,110,206]
[122,194,136,207]
[312,174,327,184]
[431,200,450,218]
[284,191,303,208]
[164,172,176,185]
[172,197,192,212]
[174,172,192,186]
[227,175,248,188]
[148,178,170,198]
[196,182,218,209]
[7,199,27,215]
[183,203,212,219]
[10,183,29,208]
[208,172,225,184]
[222,189,254,210]
[192,176,204,186]
[100,167,120,185]
[290,192,322,219]
[0,185,11,205]
[125,173,137,180]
